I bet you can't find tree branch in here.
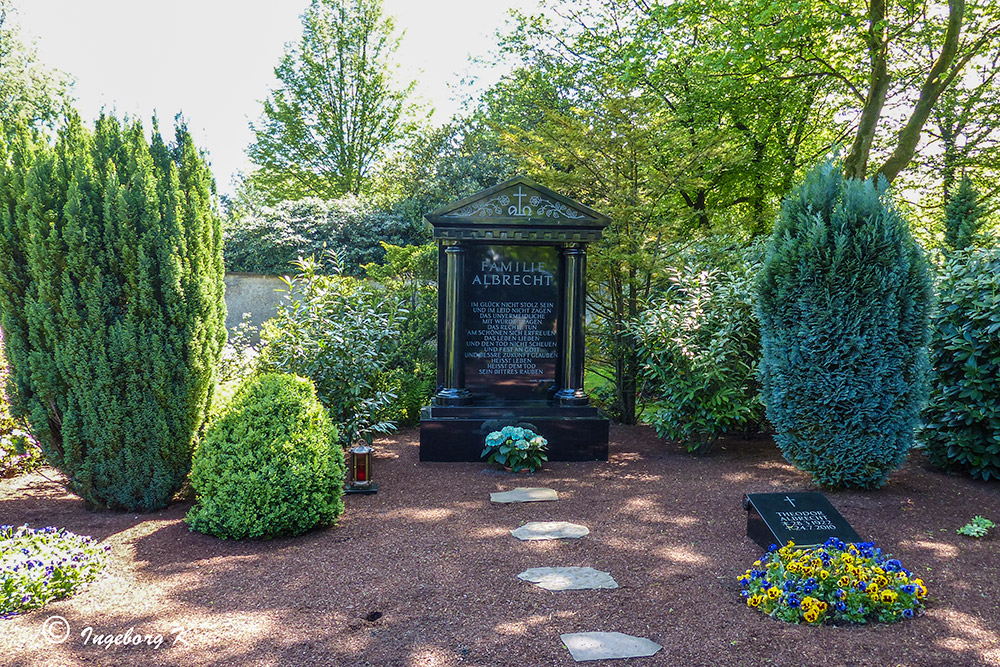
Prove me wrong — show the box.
[875,0,966,183]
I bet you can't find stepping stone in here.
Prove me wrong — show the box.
[561,632,662,662]
[510,521,589,541]
[518,567,618,591]
[490,487,558,503]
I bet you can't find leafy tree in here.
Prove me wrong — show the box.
[0,0,71,131]
[247,0,417,201]
[900,66,1000,243]
[487,0,836,422]
[700,0,1000,184]
[757,161,932,489]
[0,113,226,511]
[843,0,1000,183]
[640,0,841,233]
[944,175,985,250]
[372,119,520,227]
[926,69,1000,205]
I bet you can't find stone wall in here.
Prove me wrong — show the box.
[223,273,291,340]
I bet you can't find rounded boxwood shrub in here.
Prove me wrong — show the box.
[918,249,1000,480]
[186,373,345,539]
[757,161,932,489]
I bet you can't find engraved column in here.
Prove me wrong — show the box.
[436,243,471,405]
[555,244,589,406]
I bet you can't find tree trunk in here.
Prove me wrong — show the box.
[875,0,965,184]
[844,0,890,180]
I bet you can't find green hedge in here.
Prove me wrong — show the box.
[918,249,1000,480]
[223,196,429,276]
[186,373,345,539]
[757,161,932,489]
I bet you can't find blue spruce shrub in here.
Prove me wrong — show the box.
[756,161,932,488]
[186,373,345,539]
[918,249,1000,480]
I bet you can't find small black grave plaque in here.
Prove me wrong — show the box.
[743,492,862,550]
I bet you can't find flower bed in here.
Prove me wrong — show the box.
[1,525,110,618]
[739,538,927,624]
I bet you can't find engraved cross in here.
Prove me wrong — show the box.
[511,186,529,216]
[784,496,796,508]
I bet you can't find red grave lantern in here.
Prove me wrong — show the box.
[346,442,377,494]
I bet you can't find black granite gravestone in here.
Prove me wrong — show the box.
[744,492,862,550]
[419,177,610,462]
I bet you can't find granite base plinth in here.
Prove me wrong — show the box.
[419,402,609,462]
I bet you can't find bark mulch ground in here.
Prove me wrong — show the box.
[2,425,999,667]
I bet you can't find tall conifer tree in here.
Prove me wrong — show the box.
[0,113,225,511]
[756,161,932,489]
[944,176,984,251]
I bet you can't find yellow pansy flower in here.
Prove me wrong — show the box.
[768,587,781,599]
[803,607,820,623]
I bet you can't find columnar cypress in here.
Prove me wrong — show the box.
[756,161,932,489]
[943,176,984,251]
[0,114,226,510]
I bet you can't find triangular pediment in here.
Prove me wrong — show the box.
[425,176,609,228]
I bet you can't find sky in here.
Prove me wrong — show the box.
[15,0,537,196]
